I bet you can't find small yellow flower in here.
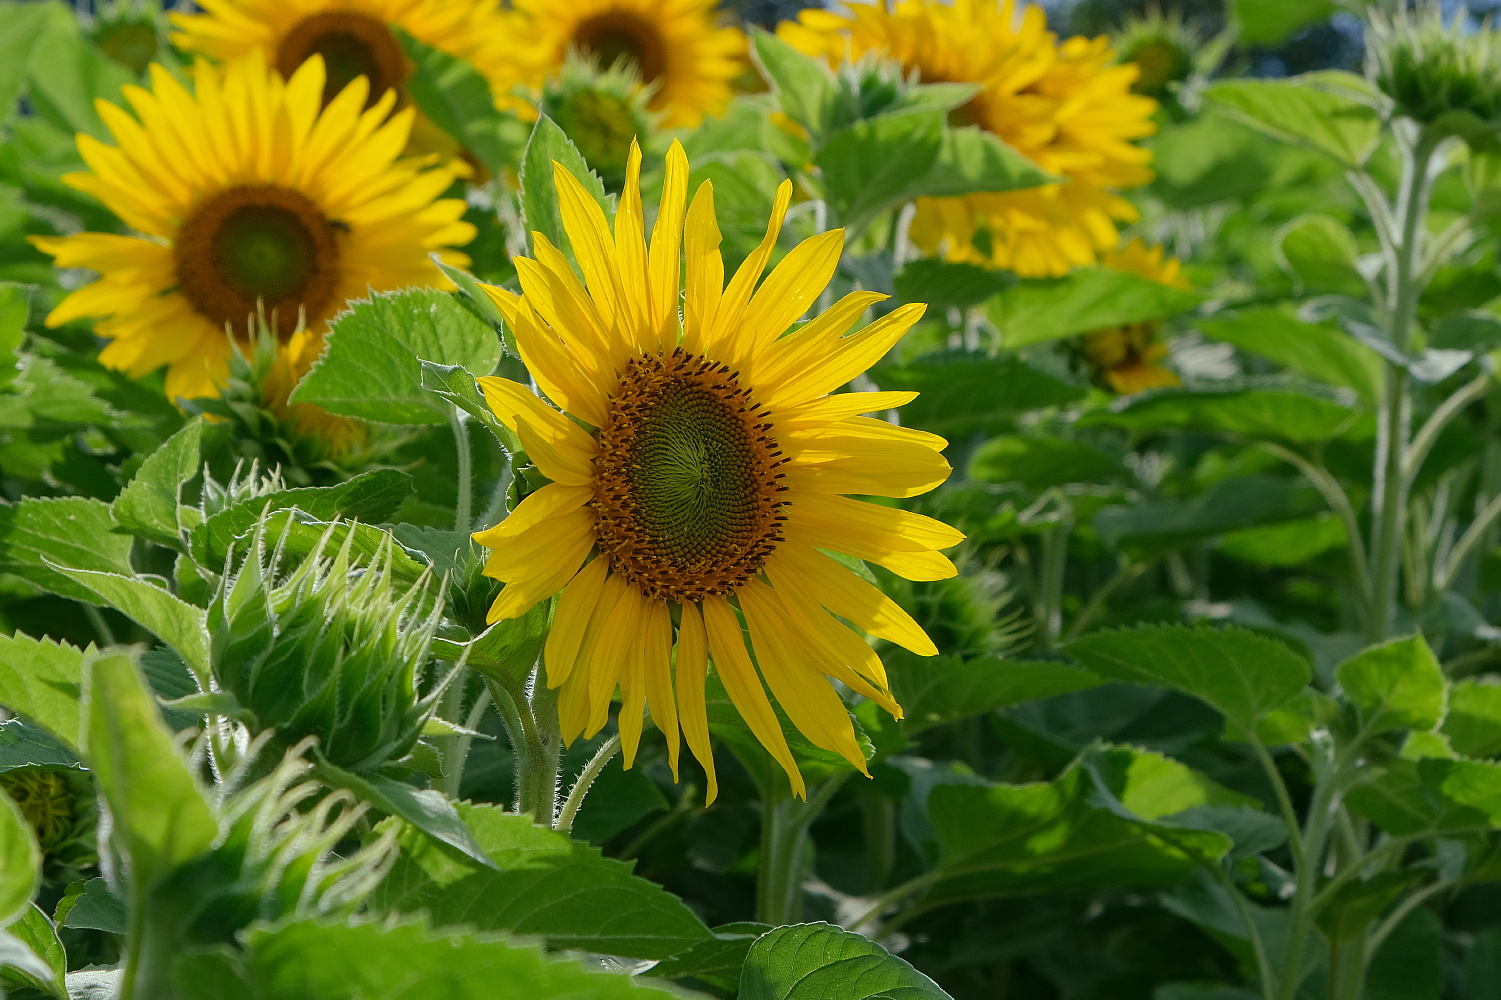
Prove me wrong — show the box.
[781,0,1158,277]
[496,0,747,128]
[1081,240,1187,394]
[31,53,474,402]
[472,141,961,799]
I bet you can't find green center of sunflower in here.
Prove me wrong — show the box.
[558,90,639,175]
[593,349,787,602]
[1,770,73,848]
[574,13,665,83]
[175,185,342,336]
[277,11,409,110]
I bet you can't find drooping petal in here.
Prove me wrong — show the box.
[675,601,718,804]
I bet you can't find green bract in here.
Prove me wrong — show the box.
[209,518,447,773]
[1368,3,1501,141]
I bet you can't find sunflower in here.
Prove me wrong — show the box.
[1079,240,1186,394]
[472,140,960,800]
[780,0,1158,277]
[30,53,475,402]
[169,0,504,111]
[499,0,746,129]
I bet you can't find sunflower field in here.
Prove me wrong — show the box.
[4,0,1501,997]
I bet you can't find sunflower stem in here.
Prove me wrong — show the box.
[556,733,621,835]
[451,404,473,537]
[756,773,848,925]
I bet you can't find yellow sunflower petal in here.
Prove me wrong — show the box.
[701,595,805,799]
[681,180,723,356]
[544,555,609,688]
[766,544,937,656]
[472,482,592,546]
[675,601,718,804]
[477,376,598,485]
[642,600,680,777]
[648,141,690,344]
[743,228,845,357]
[704,180,792,360]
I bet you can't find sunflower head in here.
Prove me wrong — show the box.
[470,139,961,799]
[30,52,474,403]
[210,518,446,773]
[1,769,74,849]
[1114,8,1196,101]
[782,0,1157,278]
[1368,3,1501,142]
[542,50,656,185]
[499,0,748,128]
[1074,240,1186,394]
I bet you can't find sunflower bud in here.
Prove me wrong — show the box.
[209,519,446,773]
[1368,4,1501,146]
[91,3,163,75]
[1,768,98,884]
[1115,10,1196,101]
[544,50,655,185]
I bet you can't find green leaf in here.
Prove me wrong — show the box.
[419,360,520,452]
[56,878,125,934]
[519,116,612,261]
[887,652,1100,735]
[314,761,495,872]
[1443,678,1501,759]
[1196,306,1383,405]
[0,284,29,389]
[112,418,202,549]
[80,653,217,891]
[371,802,715,959]
[1203,73,1382,168]
[750,29,837,142]
[871,352,1085,436]
[968,435,1120,491]
[919,762,1203,905]
[1219,514,1347,568]
[910,125,1054,200]
[648,922,768,987]
[395,30,527,175]
[49,566,210,681]
[1231,0,1336,46]
[1275,215,1365,296]
[23,3,135,141]
[0,904,64,999]
[1094,475,1326,554]
[1417,757,1501,827]
[985,267,1200,349]
[1066,625,1311,734]
[1076,388,1372,445]
[1346,758,1488,835]
[0,2,56,120]
[893,260,1014,313]
[174,918,685,999]
[0,720,80,772]
[190,469,415,569]
[0,633,88,753]
[739,922,952,1000]
[0,497,135,604]
[1431,311,1501,352]
[0,791,39,929]
[816,114,1050,237]
[437,602,550,689]
[1335,635,1447,736]
[290,289,501,424]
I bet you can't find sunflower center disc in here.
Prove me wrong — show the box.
[593,349,787,602]
[175,184,341,335]
[277,11,408,109]
[574,13,666,83]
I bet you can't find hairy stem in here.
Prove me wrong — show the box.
[757,774,848,925]
[555,734,621,835]
[451,405,473,537]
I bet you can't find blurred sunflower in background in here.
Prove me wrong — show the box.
[30,53,475,420]
[170,0,502,109]
[1077,239,1187,393]
[502,0,747,128]
[473,140,961,800]
[780,0,1158,277]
